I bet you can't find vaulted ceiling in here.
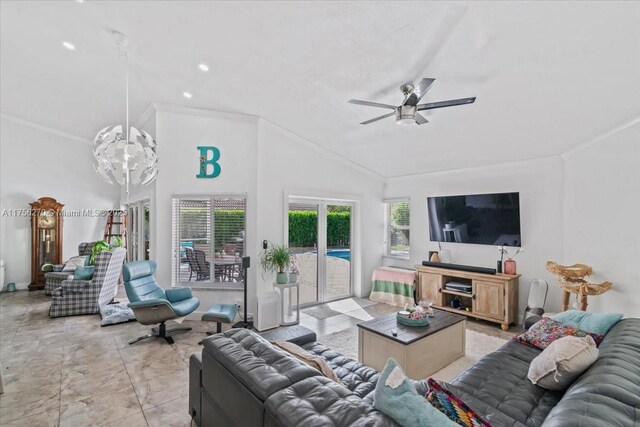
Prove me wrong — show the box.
[2,1,639,177]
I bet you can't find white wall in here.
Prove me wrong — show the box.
[256,120,385,300]
[148,107,385,318]
[384,156,566,317]
[152,108,259,314]
[0,117,121,289]
[563,122,640,317]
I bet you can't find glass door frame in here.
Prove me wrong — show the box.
[287,196,355,306]
[126,199,151,262]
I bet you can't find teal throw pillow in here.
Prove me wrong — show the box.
[552,310,623,335]
[74,266,95,280]
[373,358,458,427]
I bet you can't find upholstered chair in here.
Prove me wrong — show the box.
[44,241,100,295]
[49,247,126,318]
[123,260,200,344]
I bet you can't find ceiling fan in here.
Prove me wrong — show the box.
[348,78,476,126]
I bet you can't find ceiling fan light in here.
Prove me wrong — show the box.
[395,105,416,126]
[396,118,414,126]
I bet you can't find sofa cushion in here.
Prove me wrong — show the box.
[265,376,397,427]
[514,317,604,350]
[303,341,380,399]
[528,336,598,391]
[374,359,458,427]
[542,319,640,427]
[551,310,623,335]
[274,341,343,385]
[450,341,563,427]
[203,329,321,401]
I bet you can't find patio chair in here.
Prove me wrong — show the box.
[184,247,210,281]
[49,248,126,318]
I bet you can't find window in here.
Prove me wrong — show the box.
[171,195,246,287]
[385,199,410,259]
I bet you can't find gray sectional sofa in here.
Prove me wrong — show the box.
[189,319,640,427]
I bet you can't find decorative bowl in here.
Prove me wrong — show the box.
[396,313,431,327]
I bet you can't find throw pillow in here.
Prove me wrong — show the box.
[62,255,89,272]
[552,310,622,335]
[514,317,604,350]
[100,303,136,326]
[273,341,343,385]
[373,358,458,427]
[426,378,492,427]
[528,335,598,391]
[73,266,95,280]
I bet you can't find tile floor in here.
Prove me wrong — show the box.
[0,291,515,427]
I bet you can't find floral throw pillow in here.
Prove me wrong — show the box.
[514,317,604,350]
[426,378,492,427]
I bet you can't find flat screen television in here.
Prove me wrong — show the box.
[427,192,521,247]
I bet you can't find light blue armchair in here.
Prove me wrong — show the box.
[123,260,200,344]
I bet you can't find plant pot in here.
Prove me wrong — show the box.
[288,273,298,283]
[504,259,517,275]
[276,272,289,284]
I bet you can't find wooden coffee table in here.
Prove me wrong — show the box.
[357,309,466,379]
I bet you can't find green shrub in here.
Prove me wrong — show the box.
[288,211,350,247]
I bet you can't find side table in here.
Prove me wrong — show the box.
[273,282,300,326]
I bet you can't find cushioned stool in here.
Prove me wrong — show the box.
[202,304,238,335]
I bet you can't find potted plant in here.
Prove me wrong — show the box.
[260,243,290,284]
[288,256,299,283]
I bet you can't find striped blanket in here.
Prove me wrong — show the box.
[369,266,416,308]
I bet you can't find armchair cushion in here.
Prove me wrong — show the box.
[128,298,174,310]
[165,287,193,303]
[74,266,95,280]
[172,298,200,317]
[61,279,92,293]
[123,260,158,281]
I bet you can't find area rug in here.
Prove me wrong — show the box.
[317,326,507,382]
[302,305,343,320]
[100,302,136,326]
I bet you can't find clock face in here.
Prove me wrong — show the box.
[38,210,56,228]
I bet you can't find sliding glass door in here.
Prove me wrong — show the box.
[288,198,353,306]
[324,204,352,301]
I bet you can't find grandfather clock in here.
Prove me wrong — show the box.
[29,197,64,290]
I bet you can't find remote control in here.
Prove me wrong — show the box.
[391,329,398,337]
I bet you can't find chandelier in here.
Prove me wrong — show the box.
[93,31,158,193]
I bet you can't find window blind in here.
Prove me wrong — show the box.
[171,195,246,286]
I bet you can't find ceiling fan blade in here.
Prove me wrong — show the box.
[415,113,429,125]
[360,112,395,125]
[348,99,397,110]
[403,78,436,106]
[417,97,476,111]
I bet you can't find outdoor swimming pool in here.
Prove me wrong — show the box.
[327,249,350,261]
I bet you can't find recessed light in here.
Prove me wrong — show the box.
[62,41,76,50]
[77,0,85,3]
[183,92,193,99]
[198,63,209,72]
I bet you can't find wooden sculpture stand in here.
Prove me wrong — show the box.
[546,262,612,311]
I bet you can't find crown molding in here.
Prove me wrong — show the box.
[386,154,562,181]
[561,115,640,159]
[0,113,92,145]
